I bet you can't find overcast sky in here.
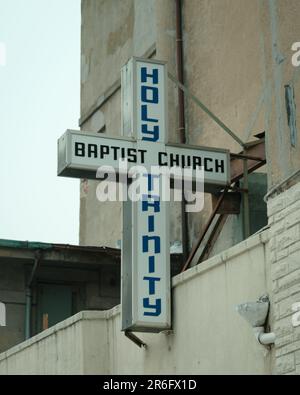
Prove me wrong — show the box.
[0,0,81,244]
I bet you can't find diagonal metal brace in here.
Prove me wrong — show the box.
[168,72,246,149]
[125,331,147,349]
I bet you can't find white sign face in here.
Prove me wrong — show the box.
[132,174,170,329]
[134,60,167,143]
[130,59,170,330]
[57,131,229,187]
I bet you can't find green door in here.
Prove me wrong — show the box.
[37,283,73,332]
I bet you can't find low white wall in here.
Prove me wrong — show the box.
[0,231,274,374]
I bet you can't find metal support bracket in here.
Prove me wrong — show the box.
[168,72,246,149]
[125,331,147,349]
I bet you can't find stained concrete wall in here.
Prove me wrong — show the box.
[0,231,275,374]
[79,0,300,255]
[182,0,300,248]
[182,0,300,185]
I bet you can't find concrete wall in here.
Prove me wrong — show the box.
[0,231,275,374]
[268,182,300,374]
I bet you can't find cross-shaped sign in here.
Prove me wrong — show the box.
[58,58,230,333]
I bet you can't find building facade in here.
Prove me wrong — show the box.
[0,0,299,375]
[78,0,300,374]
[0,239,121,353]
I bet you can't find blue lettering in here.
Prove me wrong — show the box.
[143,173,160,191]
[141,124,159,142]
[141,67,158,84]
[148,215,154,232]
[141,105,158,123]
[142,235,161,254]
[143,276,161,295]
[142,197,160,213]
[143,298,161,316]
[148,256,155,273]
[141,86,159,103]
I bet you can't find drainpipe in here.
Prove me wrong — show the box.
[25,250,42,340]
[24,288,31,340]
[175,0,189,261]
[253,327,276,346]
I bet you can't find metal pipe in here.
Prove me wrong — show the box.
[175,0,186,145]
[258,332,276,345]
[243,159,250,239]
[24,287,31,340]
[253,326,276,346]
[25,250,42,340]
[175,0,189,262]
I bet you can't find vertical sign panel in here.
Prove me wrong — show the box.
[121,58,171,332]
[134,59,170,330]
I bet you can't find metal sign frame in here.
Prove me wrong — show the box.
[57,130,230,187]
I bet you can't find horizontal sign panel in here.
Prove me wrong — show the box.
[58,130,230,187]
